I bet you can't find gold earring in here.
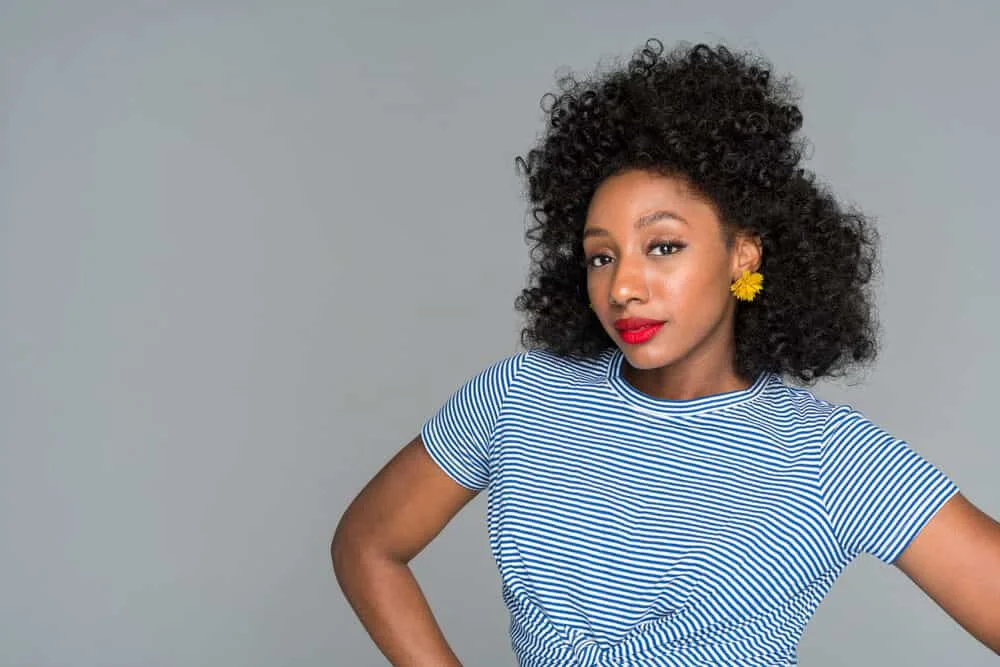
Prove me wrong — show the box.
[730,270,763,302]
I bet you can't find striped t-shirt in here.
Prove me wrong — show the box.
[420,347,958,666]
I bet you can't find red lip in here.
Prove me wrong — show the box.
[613,319,665,345]
[613,317,665,331]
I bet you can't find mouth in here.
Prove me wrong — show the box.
[613,319,665,345]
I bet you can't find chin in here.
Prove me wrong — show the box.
[618,343,679,371]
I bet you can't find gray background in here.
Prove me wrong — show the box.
[1,1,997,665]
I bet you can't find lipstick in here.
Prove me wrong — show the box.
[614,318,665,345]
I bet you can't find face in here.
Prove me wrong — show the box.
[582,169,760,374]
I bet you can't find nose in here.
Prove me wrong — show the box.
[609,255,649,306]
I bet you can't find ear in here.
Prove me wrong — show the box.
[730,232,762,277]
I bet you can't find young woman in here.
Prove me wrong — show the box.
[332,40,1000,666]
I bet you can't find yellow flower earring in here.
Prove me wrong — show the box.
[730,270,764,302]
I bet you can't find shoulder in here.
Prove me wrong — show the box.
[446,347,613,401]
[743,374,843,440]
[737,376,906,465]
[517,347,614,386]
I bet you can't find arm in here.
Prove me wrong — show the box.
[894,493,1000,654]
[332,434,479,666]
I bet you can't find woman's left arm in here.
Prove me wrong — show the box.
[895,493,1000,654]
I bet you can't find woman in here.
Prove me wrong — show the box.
[332,40,1000,665]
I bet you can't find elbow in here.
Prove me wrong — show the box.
[330,515,358,581]
[330,514,393,585]
[975,618,1000,655]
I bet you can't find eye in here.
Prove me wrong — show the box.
[585,253,612,269]
[649,240,686,256]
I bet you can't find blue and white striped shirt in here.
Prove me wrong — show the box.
[421,347,958,666]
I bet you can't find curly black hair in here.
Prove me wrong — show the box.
[514,39,880,385]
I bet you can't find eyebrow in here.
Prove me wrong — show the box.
[583,209,688,239]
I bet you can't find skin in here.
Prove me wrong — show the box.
[332,168,1000,664]
[582,169,762,401]
[895,493,1000,654]
[332,436,474,666]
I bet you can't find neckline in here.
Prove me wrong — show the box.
[605,348,772,416]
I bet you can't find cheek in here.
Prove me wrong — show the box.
[585,273,601,297]
[654,262,728,307]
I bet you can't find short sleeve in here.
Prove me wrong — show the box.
[420,352,527,491]
[818,407,959,563]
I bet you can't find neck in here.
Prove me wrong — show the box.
[619,315,751,401]
[622,355,751,402]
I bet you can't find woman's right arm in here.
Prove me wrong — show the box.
[331,434,480,666]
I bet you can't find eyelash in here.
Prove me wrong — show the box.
[586,240,687,268]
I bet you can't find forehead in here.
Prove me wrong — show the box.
[585,170,721,231]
